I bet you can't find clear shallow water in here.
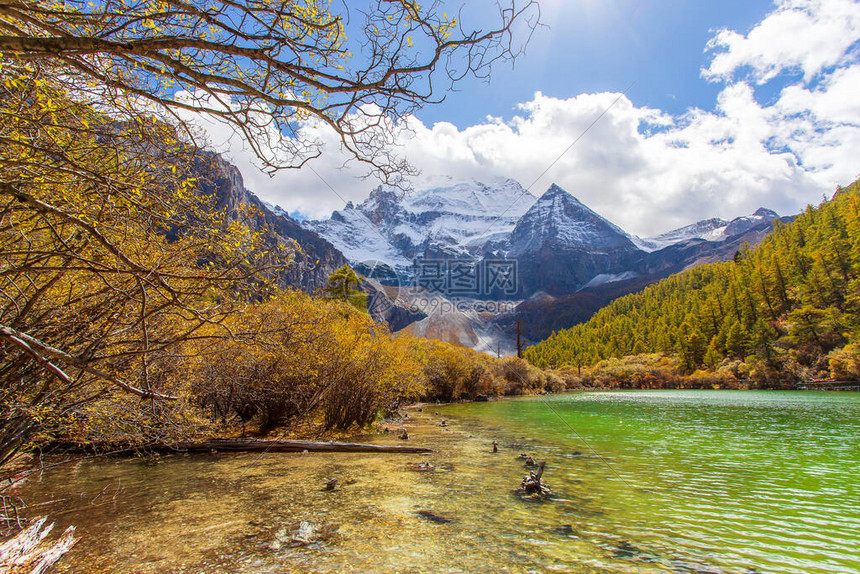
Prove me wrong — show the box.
[11,391,860,573]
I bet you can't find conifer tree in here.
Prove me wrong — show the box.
[324,265,369,311]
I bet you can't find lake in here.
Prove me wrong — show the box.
[12,390,860,573]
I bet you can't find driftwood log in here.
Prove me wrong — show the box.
[0,517,77,574]
[170,440,431,454]
[519,461,553,497]
[49,439,432,455]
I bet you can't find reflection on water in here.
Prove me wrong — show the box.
[12,391,860,573]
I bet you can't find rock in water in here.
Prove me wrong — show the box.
[270,521,339,549]
[415,510,453,524]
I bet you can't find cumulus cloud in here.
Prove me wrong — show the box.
[703,0,860,84]
[185,0,860,237]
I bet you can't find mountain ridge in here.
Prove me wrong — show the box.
[197,157,791,353]
[303,177,784,300]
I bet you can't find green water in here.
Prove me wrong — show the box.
[11,391,860,573]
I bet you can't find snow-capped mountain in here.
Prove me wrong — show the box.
[303,176,785,301]
[634,217,730,252]
[290,172,790,352]
[506,184,638,255]
[500,184,642,296]
[262,201,291,219]
[634,208,781,252]
[304,176,535,274]
[723,207,780,236]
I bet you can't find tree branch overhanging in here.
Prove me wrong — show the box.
[0,323,178,400]
[0,0,540,179]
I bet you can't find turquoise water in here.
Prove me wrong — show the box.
[439,390,860,573]
[11,390,860,572]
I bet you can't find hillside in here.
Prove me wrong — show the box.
[191,152,348,293]
[525,179,860,383]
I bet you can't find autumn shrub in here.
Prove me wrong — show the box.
[419,340,470,400]
[828,344,860,380]
[554,369,590,389]
[746,356,788,387]
[543,371,566,393]
[0,75,287,463]
[411,339,498,400]
[684,369,737,389]
[407,338,567,400]
[587,354,682,389]
[189,292,424,433]
[493,357,553,395]
[320,335,424,430]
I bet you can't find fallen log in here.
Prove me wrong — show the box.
[47,439,433,455]
[169,439,432,454]
[0,516,77,574]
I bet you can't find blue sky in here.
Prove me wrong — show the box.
[189,0,860,236]
[415,1,775,128]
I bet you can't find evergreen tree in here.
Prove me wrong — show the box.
[324,265,368,311]
[524,177,860,381]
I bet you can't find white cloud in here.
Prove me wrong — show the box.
[183,0,860,237]
[703,0,860,84]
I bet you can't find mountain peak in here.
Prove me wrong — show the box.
[753,207,779,218]
[541,183,580,203]
[365,185,399,204]
[305,177,537,268]
[509,184,636,255]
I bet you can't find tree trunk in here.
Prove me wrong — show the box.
[52,439,432,455]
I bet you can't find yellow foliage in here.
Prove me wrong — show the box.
[188,291,425,432]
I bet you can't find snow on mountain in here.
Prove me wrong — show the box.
[634,217,730,252]
[504,184,643,297]
[304,176,535,271]
[507,184,637,256]
[307,205,413,268]
[723,207,780,237]
[303,175,783,301]
[581,271,640,290]
[262,201,291,220]
[634,208,780,252]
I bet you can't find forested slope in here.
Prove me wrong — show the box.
[526,180,860,383]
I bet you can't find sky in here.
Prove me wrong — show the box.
[187,0,860,237]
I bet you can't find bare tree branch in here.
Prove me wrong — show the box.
[0,0,539,180]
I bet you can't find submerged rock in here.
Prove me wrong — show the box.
[270,521,339,550]
[612,540,639,559]
[415,510,453,524]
